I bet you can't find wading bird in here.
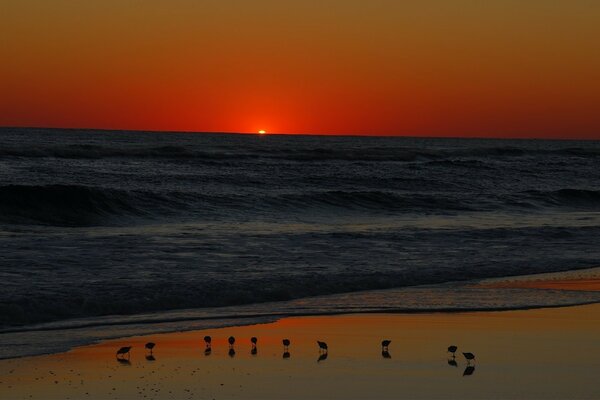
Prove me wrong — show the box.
[116,346,132,359]
[228,336,236,348]
[204,336,212,348]
[282,339,290,351]
[448,345,458,356]
[381,340,391,351]
[145,342,155,354]
[317,341,328,353]
[463,352,476,364]
[251,337,257,348]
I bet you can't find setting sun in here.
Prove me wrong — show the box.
[258,130,266,135]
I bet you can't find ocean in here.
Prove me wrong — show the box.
[1,127,599,358]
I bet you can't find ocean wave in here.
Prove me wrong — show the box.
[521,189,600,209]
[0,185,475,226]
[2,143,599,162]
[3,184,599,226]
[0,184,192,226]
[266,191,472,212]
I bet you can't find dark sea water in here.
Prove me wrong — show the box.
[1,127,600,357]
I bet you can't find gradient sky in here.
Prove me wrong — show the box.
[1,1,599,138]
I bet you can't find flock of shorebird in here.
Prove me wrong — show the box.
[115,337,476,366]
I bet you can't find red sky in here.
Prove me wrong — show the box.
[1,1,599,139]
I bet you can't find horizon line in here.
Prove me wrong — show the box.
[1,125,598,142]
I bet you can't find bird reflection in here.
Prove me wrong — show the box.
[228,348,236,358]
[317,352,328,363]
[204,347,211,356]
[116,358,131,366]
[282,351,290,359]
[447,358,458,367]
[381,350,391,359]
[251,347,257,356]
[463,365,475,376]
[146,355,156,361]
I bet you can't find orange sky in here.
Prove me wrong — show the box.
[1,1,599,138]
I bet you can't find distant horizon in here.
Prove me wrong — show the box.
[2,124,599,142]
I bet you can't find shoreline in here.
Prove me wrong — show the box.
[2,303,599,399]
[2,267,600,361]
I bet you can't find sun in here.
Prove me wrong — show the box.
[258,130,266,135]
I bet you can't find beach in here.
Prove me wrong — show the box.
[2,302,599,400]
[2,129,600,399]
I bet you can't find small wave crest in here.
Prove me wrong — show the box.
[2,142,599,162]
[0,184,192,226]
[521,189,600,209]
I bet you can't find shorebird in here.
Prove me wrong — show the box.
[116,346,132,359]
[228,336,236,348]
[145,342,155,354]
[282,339,290,351]
[463,352,476,364]
[381,340,391,351]
[204,336,212,348]
[447,345,458,356]
[251,337,258,348]
[317,341,328,353]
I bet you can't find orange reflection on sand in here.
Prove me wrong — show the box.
[479,278,600,291]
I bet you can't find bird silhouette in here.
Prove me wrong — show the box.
[463,352,476,364]
[381,340,391,351]
[145,342,155,354]
[116,346,132,359]
[463,365,475,376]
[228,336,235,348]
[251,337,258,348]
[317,341,328,353]
[204,336,212,348]
[447,345,458,356]
[282,339,290,351]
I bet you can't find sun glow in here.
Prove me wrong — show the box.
[258,130,266,135]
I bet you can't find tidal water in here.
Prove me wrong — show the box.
[1,128,599,357]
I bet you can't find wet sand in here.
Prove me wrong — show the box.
[1,303,599,399]
[478,267,600,291]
